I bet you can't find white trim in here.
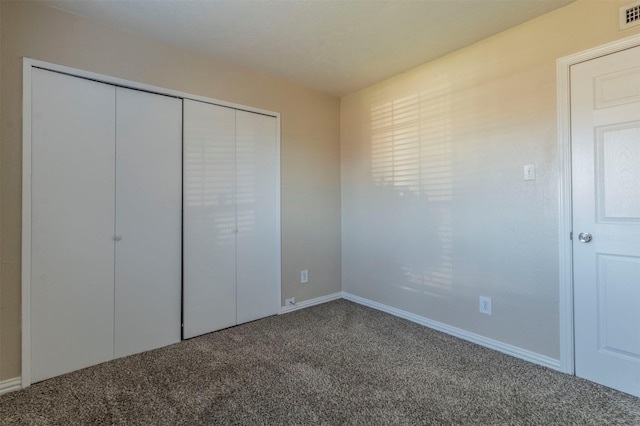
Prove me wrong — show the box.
[280,292,343,314]
[275,115,282,319]
[23,58,278,118]
[21,58,282,388]
[556,34,640,375]
[22,61,32,388]
[343,292,562,371]
[0,377,22,395]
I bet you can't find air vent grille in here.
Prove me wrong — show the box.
[620,2,640,29]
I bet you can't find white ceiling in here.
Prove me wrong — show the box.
[45,0,575,96]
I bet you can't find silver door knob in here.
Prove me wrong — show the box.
[578,232,592,243]
[114,235,122,241]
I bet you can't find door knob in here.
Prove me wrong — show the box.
[114,235,122,241]
[578,232,592,243]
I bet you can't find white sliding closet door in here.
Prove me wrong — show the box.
[114,88,182,357]
[31,69,116,382]
[183,101,279,338]
[183,100,237,339]
[236,110,279,324]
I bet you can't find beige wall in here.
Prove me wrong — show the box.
[341,0,639,360]
[0,0,3,380]
[0,1,342,380]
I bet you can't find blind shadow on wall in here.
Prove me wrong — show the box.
[369,78,453,299]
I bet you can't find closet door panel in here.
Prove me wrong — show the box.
[236,111,279,324]
[31,69,116,382]
[183,100,237,338]
[114,88,182,357]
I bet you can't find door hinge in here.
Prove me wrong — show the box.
[570,231,573,240]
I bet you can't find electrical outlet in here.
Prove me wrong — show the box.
[285,297,296,306]
[300,269,309,284]
[479,296,492,315]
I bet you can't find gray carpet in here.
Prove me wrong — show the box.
[1,300,639,425]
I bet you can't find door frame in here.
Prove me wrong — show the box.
[556,33,640,375]
[22,58,282,387]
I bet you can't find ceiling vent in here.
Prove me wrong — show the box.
[620,1,640,29]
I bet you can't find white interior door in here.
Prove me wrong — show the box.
[236,110,279,324]
[183,100,237,338]
[114,88,182,357]
[30,69,116,382]
[572,45,640,397]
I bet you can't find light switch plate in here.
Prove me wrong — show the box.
[523,164,536,181]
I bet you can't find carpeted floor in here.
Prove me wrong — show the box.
[1,299,638,425]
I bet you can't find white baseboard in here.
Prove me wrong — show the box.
[280,291,343,314]
[342,292,562,372]
[0,377,22,395]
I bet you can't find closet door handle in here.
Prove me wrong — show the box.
[114,235,122,241]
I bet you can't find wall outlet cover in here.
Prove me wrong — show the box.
[479,296,492,315]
